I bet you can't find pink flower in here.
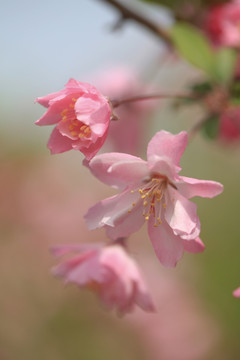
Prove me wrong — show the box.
[233,287,240,298]
[219,107,240,141]
[51,242,155,314]
[205,0,240,47]
[35,79,111,160]
[84,131,223,267]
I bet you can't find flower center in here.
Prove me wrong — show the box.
[61,98,92,139]
[130,176,169,227]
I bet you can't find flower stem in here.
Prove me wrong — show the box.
[111,92,196,108]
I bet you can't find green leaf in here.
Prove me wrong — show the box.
[170,23,215,75]
[213,48,237,84]
[202,115,219,139]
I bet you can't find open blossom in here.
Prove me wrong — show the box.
[51,242,155,314]
[35,79,111,160]
[205,0,240,47]
[233,287,240,298]
[84,131,223,267]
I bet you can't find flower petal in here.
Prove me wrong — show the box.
[50,243,103,257]
[178,176,224,199]
[47,127,73,154]
[84,188,140,230]
[147,130,188,167]
[182,237,205,253]
[148,218,184,267]
[233,287,240,298]
[165,187,199,238]
[106,202,145,240]
[86,153,149,189]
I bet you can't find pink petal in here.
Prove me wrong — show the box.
[165,187,199,238]
[75,95,102,124]
[50,243,103,257]
[78,131,108,160]
[182,237,205,253]
[147,157,180,181]
[52,251,95,278]
[147,131,188,167]
[178,176,224,199]
[84,188,140,230]
[35,89,66,108]
[233,287,240,298]
[148,218,184,267]
[35,94,73,126]
[106,202,145,240]
[47,127,73,154]
[86,153,149,189]
[134,286,156,312]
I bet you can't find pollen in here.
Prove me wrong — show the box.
[135,176,169,226]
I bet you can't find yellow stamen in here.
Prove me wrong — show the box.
[61,109,68,116]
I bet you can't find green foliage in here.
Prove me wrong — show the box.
[171,23,216,74]
[202,115,219,139]
[213,48,237,84]
[170,23,237,84]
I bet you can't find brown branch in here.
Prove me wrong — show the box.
[111,92,196,108]
[96,0,173,46]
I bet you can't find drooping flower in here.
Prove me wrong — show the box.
[233,287,240,298]
[96,67,156,155]
[35,79,111,160]
[84,131,223,267]
[205,0,240,47]
[51,242,155,314]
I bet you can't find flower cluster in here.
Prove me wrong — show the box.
[35,77,225,313]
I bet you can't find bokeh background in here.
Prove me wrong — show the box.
[1,0,240,359]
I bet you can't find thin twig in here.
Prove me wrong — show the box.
[96,0,173,46]
[111,92,196,108]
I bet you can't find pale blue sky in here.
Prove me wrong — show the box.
[0,0,170,138]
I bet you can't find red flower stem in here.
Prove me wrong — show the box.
[111,93,196,108]
[96,0,173,46]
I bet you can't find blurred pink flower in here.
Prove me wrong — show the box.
[219,107,240,141]
[96,67,156,155]
[35,79,111,160]
[84,131,223,267]
[205,0,240,47]
[51,242,155,314]
[233,287,240,297]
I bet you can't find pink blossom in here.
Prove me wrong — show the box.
[35,79,111,160]
[96,67,156,155]
[219,107,240,141]
[233,287,240,298]
[51,242,155,314]
[84,131,223,267]
[205,0,240,47]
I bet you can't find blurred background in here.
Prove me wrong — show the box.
[1,0,240,359]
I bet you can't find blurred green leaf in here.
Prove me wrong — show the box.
[170,23,215,75]
[213,48,237,84]
[171,23,236,84]
[202,115,219,139]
